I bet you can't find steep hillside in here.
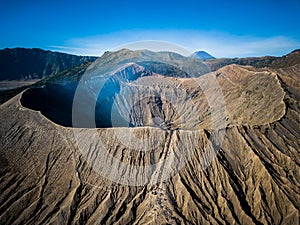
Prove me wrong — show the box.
[88,49,210,77]
[206,49,300,71]
[0,48,97,81]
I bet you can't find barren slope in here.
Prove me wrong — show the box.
[0,64,299,225]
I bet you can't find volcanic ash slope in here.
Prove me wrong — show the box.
[0,64,299,225]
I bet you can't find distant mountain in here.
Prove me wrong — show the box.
[94,49,210,77]
[206,49,300,71]
[0,48,97,81]
[136,61,189,78]
[190,51,215,60]
[41,49,210,84]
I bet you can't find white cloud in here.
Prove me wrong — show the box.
[49,30,300,58]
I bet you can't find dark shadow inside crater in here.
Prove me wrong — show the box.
[21,83,181,130]
[21,84,76,127]
[20,82,133,128]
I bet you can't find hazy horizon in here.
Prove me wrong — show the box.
[1,45,299,59]
[1,0,300,58]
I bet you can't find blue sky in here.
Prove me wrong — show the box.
[1,0,300,57]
